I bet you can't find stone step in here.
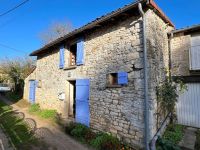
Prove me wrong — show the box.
[179,127,197,150]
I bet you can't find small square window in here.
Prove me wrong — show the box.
[69,44,77,66]
[108,73,118,85]
[107,72,128,87]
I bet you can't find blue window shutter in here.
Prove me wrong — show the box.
[59,45,65,69]
[76,38,84,65]
[76,79,90,127]
[118,72,128,85]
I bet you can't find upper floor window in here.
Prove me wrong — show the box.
[190,34,200,70]
[59,38,84,69]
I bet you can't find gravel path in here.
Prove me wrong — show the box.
[0,95,91,150]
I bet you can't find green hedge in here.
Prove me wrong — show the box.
[65,122,132,150]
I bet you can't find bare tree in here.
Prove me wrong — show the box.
[39,20,73,45]
[0,57,35,95]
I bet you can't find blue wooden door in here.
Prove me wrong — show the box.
[76,79,90,126]
[29,80,36,104]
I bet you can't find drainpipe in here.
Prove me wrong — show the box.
[168,33,174,82]
[138,3,150,150]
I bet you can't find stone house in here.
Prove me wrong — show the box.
[23,0,179,149]
[170,25,200,129]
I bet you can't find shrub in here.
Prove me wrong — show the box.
[65,122,129,150]
[163,124,184,144]
[195,130,200,150]
[156,137,181,150]
[157,79,187,123]
[70,124,89,139]
[65,122,77,135]
[84,129,96,143]
[90,132,121,150]
[6,92,22,102]
[29,104,40,113]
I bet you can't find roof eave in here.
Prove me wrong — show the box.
[170,24,200,34]
[148,0,174,27]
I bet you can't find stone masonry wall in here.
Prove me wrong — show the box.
[171,33,191,76]
[146,9,174,139]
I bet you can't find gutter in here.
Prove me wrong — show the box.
[138,3,150,150]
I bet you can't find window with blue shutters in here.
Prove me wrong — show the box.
[59,45,65,69]
[108,72,128,86]
[67,38,84,68]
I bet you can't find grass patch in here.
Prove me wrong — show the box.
[163,124,184,144]
[0,101,37,149]
[29,104,40,113]
[28,104,57,121]
[65,122,133,150]
[195,130,200,150]
[39,109,57,119]
[156,124,184,150]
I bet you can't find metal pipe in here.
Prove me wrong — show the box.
[168,33,174,81]
[150,113,171,150]
[138,3,150,150]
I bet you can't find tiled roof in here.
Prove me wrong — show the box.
[171,24,200,34]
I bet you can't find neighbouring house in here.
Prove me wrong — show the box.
[23,0,200,149]
[170,25,200,129]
